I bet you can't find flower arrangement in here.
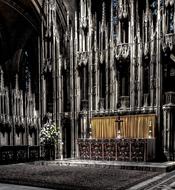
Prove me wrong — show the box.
[40,121,60,145]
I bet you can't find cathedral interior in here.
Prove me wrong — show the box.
[0,0,175,162]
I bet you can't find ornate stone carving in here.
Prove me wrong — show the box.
[80,16,88,29]
[99,52,104,64]
[114,43,130,60]
[165,0,174,7]
[165,91,175,105]
[78,52,88,67]
[43,58,52,74]
[118,0,128,20]
[144,42,149,58]
[77,139,155,161]
[162,34,175,52]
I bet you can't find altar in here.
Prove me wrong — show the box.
[77,114,156,162]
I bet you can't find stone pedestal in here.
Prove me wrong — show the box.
[163,92,175,160]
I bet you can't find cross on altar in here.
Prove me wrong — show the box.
[115,115,123,138]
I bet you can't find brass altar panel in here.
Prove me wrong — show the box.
[91,114,156,139]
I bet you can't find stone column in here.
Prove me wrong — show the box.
[150,21,155,109]
[137,24,143,109]
[74,11,80,158]
[55,32,62,159]
[38,35,41,145]
[70,29,75,158]
[83,66,87,100]
[105,26,109,110]
[163,106,175,160]
[109,1,116,111]
[163,92,175,160]
[41,21,46,120]
[130,0,135,110]
[94,27,99,111]
[88,2,92,115]
[156,0,163,152]
[51,2,57,123]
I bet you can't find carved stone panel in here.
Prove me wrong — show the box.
[131,139,145,162]
[91,139,103,160]
[77,139,91,160]
[116,139,130,161]
[103,139,116,161]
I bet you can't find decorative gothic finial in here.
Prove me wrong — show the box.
[102,1,106,27]
[0,66,4,89]
[28,78,32,95]
[146,0,149,12]
[15,74,19,91]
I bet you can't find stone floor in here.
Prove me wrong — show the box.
[128,169,175,189]
[0,183,52,190]
[49,159,175,172]
[0,163,160,190]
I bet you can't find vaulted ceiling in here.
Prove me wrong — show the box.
[0,0,41,64]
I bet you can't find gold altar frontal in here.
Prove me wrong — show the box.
[91,114,156,139]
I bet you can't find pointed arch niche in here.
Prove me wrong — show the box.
[78,63,88,111]
[115,58,130,108]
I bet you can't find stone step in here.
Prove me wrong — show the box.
[33,159,175,173]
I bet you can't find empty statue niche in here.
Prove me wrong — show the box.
[116,59,130,98]
[78,64,88,110]
[15,125,25,145]
[99,61,106,109]
[62,117,71,158]
[0,125,11,146]
[46,71,53,113]
[29,125,37,146]
[142,57,150,106]
[121,18,129,43]
[163,50,175,93]
[62,68,70,112]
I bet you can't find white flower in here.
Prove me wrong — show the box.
[39,122,60,145]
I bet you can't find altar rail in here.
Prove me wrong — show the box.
[77,139,156,162]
